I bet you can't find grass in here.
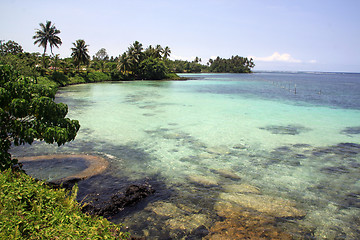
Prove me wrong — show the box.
[0,169,130,239]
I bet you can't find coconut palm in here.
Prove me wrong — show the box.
[127,41,143,64]
[33,21,62,64]
[71,39,90,72]
[117,52,132,73]
[163,46,171,59]
[155,45,163,58]
[126,41,144,77]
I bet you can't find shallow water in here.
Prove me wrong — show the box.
[15,72,360,239]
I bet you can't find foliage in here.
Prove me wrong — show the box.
[68,75,86,85]
[167,55,254,73]
[33,21,62,59]
[0,52,41,78]
[139,57,167,80]
[71,39,90,71]
[0,40,24,55]
[0,169,130,239]
[85,72,111,82]
[168,59,205,73]
[51,71,68,86]
[93,48,109,61]
[208,55,255,73]
[0,65,80,170]
[117,41,171,80]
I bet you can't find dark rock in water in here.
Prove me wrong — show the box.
[340,126,360,135]
[320,166,350,174]
[327,143,360,156]
[259,124,311,135]
[294,154,307,159]
[274,146,292,152]
[349,162,360,168]
[292,143,312,148]
[82,183,155,216]
[336,142,360,150]
[186,225,210,240]
[343,192,360,208]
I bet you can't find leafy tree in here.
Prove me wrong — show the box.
[139,57,167,80]
[33,21,62,65]
[71,39,90,72]
[1,40,23,55]
[93,48,109,72]
[0,65,80,171]
[94,48,109,61]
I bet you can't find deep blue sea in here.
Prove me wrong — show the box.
[15,72,360,239]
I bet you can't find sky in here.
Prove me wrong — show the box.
[1,0,360,72]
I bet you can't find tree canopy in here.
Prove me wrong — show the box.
[0,40,24,55]
[117,41,170,80]
[0,65,80,170]
[208,56,255,73]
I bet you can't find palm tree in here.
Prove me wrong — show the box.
[155,45,163,58]
[127,41,143,63]
[71,39,90,72]
[163,46,171,59]
[33,21,62,65]
[127,41,143,77]
[117,52,132,74]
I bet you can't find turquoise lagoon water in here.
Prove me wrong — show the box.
[16,72,360,239]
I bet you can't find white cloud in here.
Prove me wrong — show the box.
[249,52,302,63]
[309,59,317,64]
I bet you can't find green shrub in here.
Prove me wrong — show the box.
[86,72,111,82]
[0,170,130,239]
[68,75,86,84]
[51,72,69,86]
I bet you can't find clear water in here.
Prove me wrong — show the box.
[14,72,360,239]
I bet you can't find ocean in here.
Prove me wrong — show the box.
[16,72,360,239]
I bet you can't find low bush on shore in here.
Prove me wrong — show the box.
[0,169,130,239]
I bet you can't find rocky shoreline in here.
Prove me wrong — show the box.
[19,154,310,239]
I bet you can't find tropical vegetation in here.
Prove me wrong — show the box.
[0,169,130,239]
[0,64,80,171]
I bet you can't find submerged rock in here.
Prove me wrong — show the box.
[188,174,218,187]
[219,192,305,218]
[211,168,242,180]
[208,201,293,240]
[146,201,212,239]
[223,183,261,194]
[146,202,185,217]
[165,214,212,232]
[82,183,155,216]
[340,126,360,135]
[206,145,231,155]
[260,124,311,135]
[320,166,350,174]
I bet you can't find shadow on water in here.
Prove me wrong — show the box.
[21,158,88,182]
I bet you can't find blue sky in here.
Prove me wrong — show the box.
[1,0,360,72]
